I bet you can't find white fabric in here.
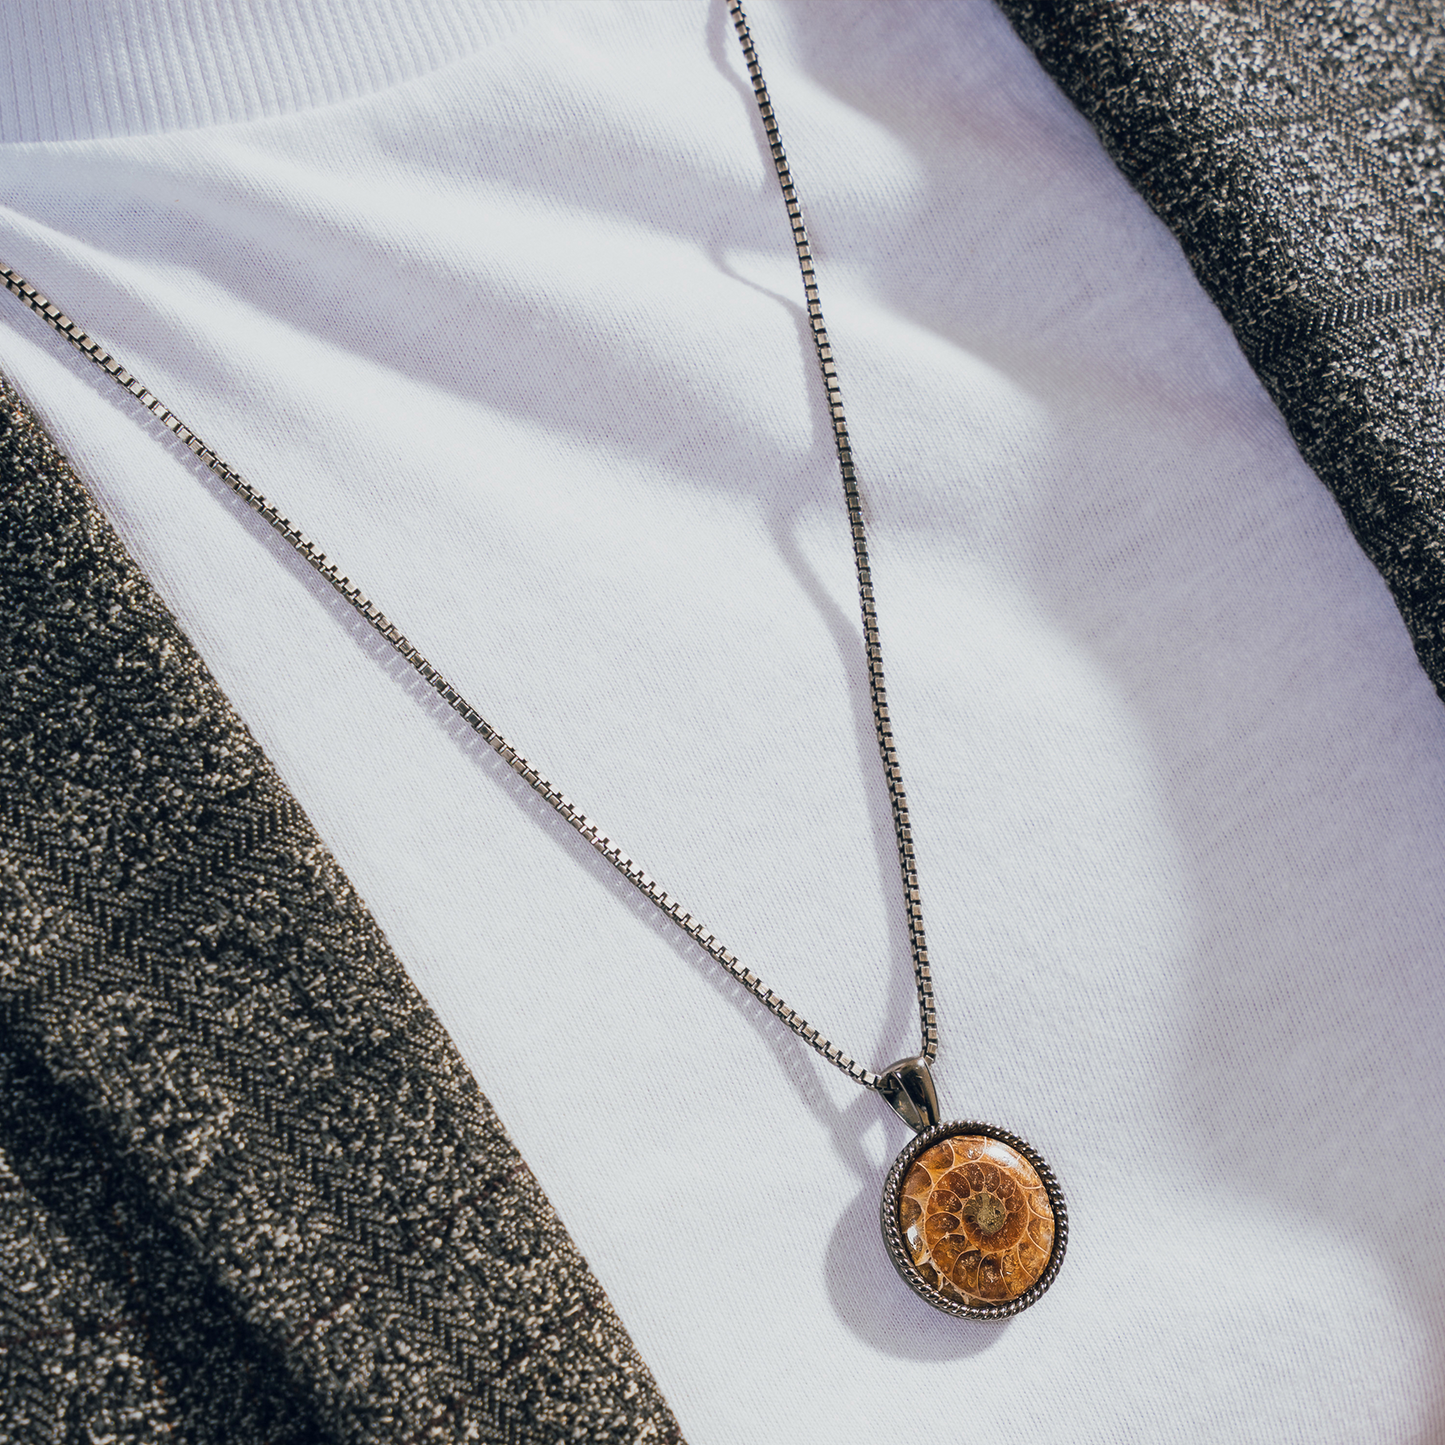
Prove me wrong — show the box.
[2,1,1442,1438]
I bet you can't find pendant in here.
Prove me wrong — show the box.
[877,1058,1067,1318]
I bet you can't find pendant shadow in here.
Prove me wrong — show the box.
[824,1181,1008,1361]
[817,1089,1010,1360]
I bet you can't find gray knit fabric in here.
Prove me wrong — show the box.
[997,0,1445,699]
[0,372,682,1443]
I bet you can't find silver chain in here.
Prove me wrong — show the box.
[0,0,936,1092]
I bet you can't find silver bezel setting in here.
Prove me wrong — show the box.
[880,1118,1068,1319]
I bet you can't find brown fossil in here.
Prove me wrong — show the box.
[897,1134,1055,1305]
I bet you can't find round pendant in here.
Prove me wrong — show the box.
[880,1119,1067,1318]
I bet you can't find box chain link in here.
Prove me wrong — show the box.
[0,0,937,1094]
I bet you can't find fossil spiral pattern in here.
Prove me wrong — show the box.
[898,1134,1055,1305]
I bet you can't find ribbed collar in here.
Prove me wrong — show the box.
[0,0,540,142]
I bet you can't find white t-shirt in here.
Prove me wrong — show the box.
[1,2,1441,1439]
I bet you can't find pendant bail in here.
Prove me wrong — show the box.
[879,1055,940,1133]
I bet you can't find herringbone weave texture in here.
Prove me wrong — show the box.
[0,371,682,1443]
[1000,0,1445,698]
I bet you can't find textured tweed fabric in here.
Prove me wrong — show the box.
[998,0,1445,698]
[0,373,680,1443]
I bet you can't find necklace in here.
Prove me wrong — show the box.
[0,0,1065,1319]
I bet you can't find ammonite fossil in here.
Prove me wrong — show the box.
[880,1120,1067,1318]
